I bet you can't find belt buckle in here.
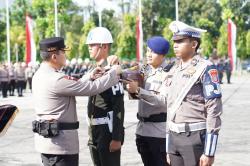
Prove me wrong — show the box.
[170,122,180,133]
[175,124,180,133]
[184,123,191,136]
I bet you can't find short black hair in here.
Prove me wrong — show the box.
[40,50,59,61]
[189,37,201,52]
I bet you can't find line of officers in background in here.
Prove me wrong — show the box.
[0,62,37,97]
[0,58,137,98]
[0,60,87,98]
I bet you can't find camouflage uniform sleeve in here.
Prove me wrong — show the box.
[110,82,125,141]
[54,69,119,96]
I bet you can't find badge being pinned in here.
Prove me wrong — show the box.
[208,69,219,83]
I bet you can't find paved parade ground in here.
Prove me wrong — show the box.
[0,74,250,166]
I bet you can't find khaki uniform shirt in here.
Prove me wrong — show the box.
[136,61,169,138]
[15,67,26,81]
[167,55,222,133]
[32,63,119,154]
[8,66,16,80]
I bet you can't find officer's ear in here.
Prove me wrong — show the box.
[103,44,110,50]
[50,52,58,61]
[191,40,198,49]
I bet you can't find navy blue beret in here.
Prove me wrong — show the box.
[147,36,170,55]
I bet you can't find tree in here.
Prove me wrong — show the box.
[201,33,213,57]
[141,0,175,40]
[10,25,26,61]
[246,30,250,57]
[162,19,174,57]
[65,32,78,60]
[217,23,228,57]
[78,20,95,59]
[0,19,6,61]
[197,18,215,57]
[219,0,250,59]
[32,0,72,38]
[116,14,136,59]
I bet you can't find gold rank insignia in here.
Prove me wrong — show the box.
[47,47,57,52]
[187,67,196,75]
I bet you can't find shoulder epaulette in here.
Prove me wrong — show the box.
[163,61,175,72]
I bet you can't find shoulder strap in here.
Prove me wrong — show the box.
[169,61,208,121]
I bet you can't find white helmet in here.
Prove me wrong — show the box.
[77,58,83,64]
[66,59,70,66]
[84,58,90,64]
[71,58,77,65]
[86,27,113,44]
[21,62,26,67]
[28,62,33,67]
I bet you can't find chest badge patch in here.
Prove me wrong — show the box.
[187,67,196,75]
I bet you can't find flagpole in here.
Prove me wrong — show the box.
[15,43,18,62]
[5,0,10,63]
[175,0,179,21]
[98,10,102,27]
[54,0,58,36]
[139,0,143,62]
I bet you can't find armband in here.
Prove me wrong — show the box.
[204,133,218,156]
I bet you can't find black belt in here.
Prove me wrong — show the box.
[58,121,79,130]
[32,120,79,138]
[137,113,167,122]
[33,120,79,131]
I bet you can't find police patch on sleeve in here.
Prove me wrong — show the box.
[202,65,222,99]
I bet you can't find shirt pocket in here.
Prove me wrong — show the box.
[185,82,204,103]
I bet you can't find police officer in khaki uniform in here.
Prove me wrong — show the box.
[8,63,16,96]
[125,36,171,166]
[0,64,10,98]
[86,27,125,166]
[166,21,222,166]
[32,37,122,166]
[15,62,26,97]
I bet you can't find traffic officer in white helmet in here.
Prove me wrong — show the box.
[86,27,125,166]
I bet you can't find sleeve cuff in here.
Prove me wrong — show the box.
[204,133,218,156]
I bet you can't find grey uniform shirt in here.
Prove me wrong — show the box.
[15,67,26,81]
[0,67,9,82]
[136,61,169,138]
[32,62,119,154]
